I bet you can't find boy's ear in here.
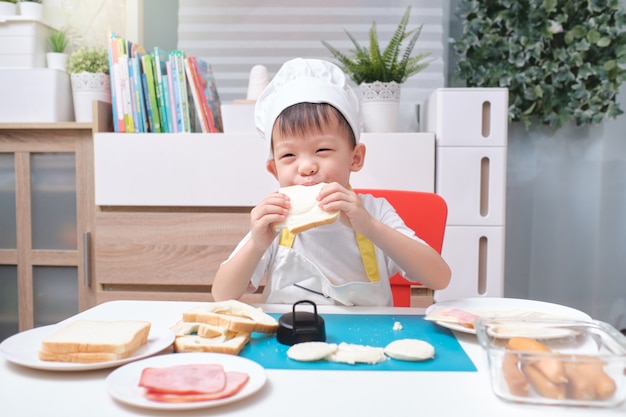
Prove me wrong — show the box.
[266,159,278,179]
[350,143,366,172]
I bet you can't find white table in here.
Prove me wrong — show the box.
[1,300,624,417]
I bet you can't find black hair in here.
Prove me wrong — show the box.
[273,102,356,148]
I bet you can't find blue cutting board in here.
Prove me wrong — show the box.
[239,314,477,372]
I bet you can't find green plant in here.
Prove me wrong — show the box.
[322,6,432,84]
[20,0,43,3]
[453,0,626,131]
[48,29,69,53]
[66,48,109,74]
[1,0,18,4]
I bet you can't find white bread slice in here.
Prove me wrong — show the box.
[173,333,251,355]
[286,341,338,362]
[37,349,131,363]
[273,183,339,234]
[38,320,151,363]
[182,300,278,334]
[326,342,387,365]
[383,339,435,361]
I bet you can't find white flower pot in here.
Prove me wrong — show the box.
[18,1,43,20]
[70,72,111,122]
[359,81,401,133]
[0,2,17,16]
[46,52,68,71]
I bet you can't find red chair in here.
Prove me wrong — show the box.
[354,189,448,307]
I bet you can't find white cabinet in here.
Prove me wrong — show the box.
[424,88,509,302]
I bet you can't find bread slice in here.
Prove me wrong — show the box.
[182,300,278,334]
[273,183,339,234]
[38,320,151,363]
[383,339,435,361]
[37,349,132,363]
[173,333,251,355]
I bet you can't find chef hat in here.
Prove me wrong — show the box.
[254,58,362,145]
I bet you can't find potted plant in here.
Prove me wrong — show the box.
[46,29,70,71]
[0,0,18,16]
[67,47,111,122]
[18,0,43,20]
[452,0,626,132]
[322,6,432,132]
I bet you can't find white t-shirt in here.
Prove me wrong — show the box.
[224,194,426,306]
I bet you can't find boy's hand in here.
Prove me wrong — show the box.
[249,191,289,250]
[316,182,376,235]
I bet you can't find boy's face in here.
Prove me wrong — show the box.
[266,114,365,188]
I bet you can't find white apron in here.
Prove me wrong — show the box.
[264,228,389,306]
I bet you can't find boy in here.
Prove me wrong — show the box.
[212,58,450,306]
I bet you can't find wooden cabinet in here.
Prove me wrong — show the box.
[0,103,110,339]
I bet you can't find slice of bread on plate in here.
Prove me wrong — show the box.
[273,183,339,234]
[182,300,278,334]
[38,320,151,363]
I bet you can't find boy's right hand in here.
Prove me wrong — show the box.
[249,191,290,250]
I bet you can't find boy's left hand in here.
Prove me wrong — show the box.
[316,182,375,235]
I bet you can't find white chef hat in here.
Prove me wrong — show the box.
[254,58,362,146]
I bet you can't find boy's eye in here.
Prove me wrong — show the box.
[279,153,295,159]
[316,148,332,153]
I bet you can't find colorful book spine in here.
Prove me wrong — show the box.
[118,53,134,133]
[166,60,178,133]
[131,54,147,132]
[152,47,170,133]
[194,57,223,132]
[174,51,191,132]
[169,52,183,132]
[106,33,124,132]
[141,53,162,132]
[184,56,207,132]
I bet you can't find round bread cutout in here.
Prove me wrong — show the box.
[384,339,435,361]
[287,341,338,362]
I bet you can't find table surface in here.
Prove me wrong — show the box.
[1,300,624,417]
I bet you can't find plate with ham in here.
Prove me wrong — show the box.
[424,297,591,335]
[106,352,267,410]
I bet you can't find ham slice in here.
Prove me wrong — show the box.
[139,364,226,394]
[144,371,250,403]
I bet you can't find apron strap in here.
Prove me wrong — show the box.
[278,228,380,283]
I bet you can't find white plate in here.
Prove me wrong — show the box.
[106,352,267,410]
[425,297,591,335]
[0,323,174,371]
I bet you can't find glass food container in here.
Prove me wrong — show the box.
[475,317,626,407]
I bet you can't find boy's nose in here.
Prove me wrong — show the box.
[299,161,317,176]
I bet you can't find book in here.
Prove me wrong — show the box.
[130,53,148,132]
[193,57,223,133]
[168,52,183,132]
[184,56,208,132]
[172,50,191,132]
[141,53,162,132]
[118,53,134,132]
[107,33,124,132]
[152,47,170,133]
[166,60,178,133]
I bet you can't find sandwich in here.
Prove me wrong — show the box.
[181,299,278,334]
[172,300,278,354]
[170,321,251,355]
[38,319,151,363]
[273,183,340,234]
